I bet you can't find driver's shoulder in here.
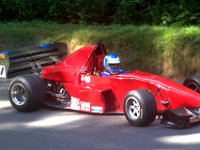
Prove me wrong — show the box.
[100,71,111,76]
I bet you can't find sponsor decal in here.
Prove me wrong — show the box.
[81,102,90,112]
[70,97,80,110]
[0,65,6,78]
[91,106,103,113]
[81,75,91,83]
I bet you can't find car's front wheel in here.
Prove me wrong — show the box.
[124,89,157,126]
[8,74,46,112]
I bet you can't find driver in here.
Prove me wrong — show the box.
[100,53,126,76]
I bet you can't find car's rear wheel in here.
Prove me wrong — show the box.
[8,74,46,112]
[124,89,157,126]
[183,74,200,93]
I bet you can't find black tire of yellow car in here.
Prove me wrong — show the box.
[183,74,200,93]
[124,89,157,126]
[8,74,46,112]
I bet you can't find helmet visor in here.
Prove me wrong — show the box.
[108,63,120,74]
[109,63,120,68]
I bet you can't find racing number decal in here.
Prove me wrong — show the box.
[81,75,91,83]
[0,65,6,78]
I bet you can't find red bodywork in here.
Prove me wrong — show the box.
[41,45,200,114]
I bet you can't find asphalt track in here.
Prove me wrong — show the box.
[0,80,200,150]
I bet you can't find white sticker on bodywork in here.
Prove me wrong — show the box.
[81,75,91,83]
[91,106,103,113]
[0,65,6,78]
[81,102,90,112]
[70,97,80,110]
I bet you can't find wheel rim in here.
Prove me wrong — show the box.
[186,82,200,93]
[10,83,28,106]
[126,96,141,120]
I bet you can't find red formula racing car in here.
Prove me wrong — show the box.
[1,42,200,128]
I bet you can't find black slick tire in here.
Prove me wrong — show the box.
[124,89,157,126]
[183,74,200,93]
[8,74,46,112]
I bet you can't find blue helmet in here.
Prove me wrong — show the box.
[103,53,121,74]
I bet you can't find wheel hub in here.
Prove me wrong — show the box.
[127,97,141,120]
[11,83,27,106]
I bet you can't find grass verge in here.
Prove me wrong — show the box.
[0,21,199,78]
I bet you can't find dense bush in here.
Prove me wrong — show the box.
[1,0,200,25]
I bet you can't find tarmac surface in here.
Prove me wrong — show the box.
[0,80,200,150]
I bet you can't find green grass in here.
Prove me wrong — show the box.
[0,21,200,78]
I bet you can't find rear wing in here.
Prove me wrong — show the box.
[0,42,67,79]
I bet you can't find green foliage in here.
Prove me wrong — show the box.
[147,0,200,25]
[0,21,200,78]
[1,0,200,25]
[114,0,146,24]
